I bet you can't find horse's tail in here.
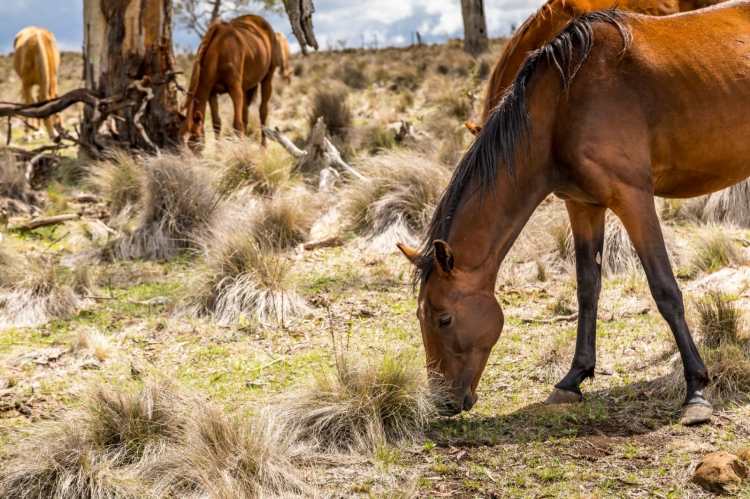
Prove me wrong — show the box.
[417,11,632,283]
[184,22,223,112]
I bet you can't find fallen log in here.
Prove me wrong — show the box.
[9,213,80,231]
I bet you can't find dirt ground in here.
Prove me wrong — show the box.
[1,40,749,497]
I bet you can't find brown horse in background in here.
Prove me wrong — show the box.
[399,1,750,426]
[276,32,293,83]
[472,0,724,131]
[181,15,283,147]
[13,27,61,139]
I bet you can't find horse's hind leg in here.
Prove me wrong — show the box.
[258,74,274,146]
[209,93,221,139]
[547,201,606,404]
[244,86,258,137]
[613,188,712,426]
[21,84,34,133]
[229,83,245,136]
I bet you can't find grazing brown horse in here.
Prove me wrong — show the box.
[181,15,283,147]
[13,27,61,138]
[473,0,725,131]
[399,1,750,425]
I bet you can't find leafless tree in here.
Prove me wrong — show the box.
[461,0,489,56]
[174,0,282,37]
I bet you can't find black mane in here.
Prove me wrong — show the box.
[414,10,631,286]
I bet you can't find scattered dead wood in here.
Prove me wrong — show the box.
[264,117,366,190]
[303,236,344,251]
[9,213,80,231]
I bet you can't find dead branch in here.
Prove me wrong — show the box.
[263,127,307,159]
[0,89,99,120]
[9,213,80,231]
[284,0,319,55]
[303,236,344,251]
[263,117,367,187]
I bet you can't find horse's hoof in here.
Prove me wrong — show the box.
[545,388,583,405]
[680,402,713,426]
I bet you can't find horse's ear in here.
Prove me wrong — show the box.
[433,240,454,274]
[396,243,420,266]
[464,121,482,136]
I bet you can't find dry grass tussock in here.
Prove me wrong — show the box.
[0,380,310,499]
[278,348,438,453]
[658,292,750,405]
[249,189,317,250]
[0,150,27,199]
[341,150,450,251]
[0,251,88,329]
[86,150,143,224]
[689,226,742,276]
[110,154,219,261]
[211,139,295,197]
[308,85,353,145]
[188,207,308,325]
[701,180,750,228]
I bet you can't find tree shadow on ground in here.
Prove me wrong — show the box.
[428,374,747,447]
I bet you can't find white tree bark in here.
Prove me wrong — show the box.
[461,0,488,56]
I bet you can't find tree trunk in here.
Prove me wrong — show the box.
[461,0,488,56]
[82,0,182,153]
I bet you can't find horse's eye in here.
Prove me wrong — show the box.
[438,314,453,328]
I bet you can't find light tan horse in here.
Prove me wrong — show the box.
[13,27,61,138]
[276,32,293,83]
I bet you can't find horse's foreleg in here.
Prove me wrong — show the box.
[259,74,274,147]
[229,83,245,136]
[547,201,606,405]
[613,188,712,426]
[209,94,221,139]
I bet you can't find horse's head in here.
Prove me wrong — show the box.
[398,240,503,416]
[180,97,205,151]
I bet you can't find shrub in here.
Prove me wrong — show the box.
[361,123,397,154]
[249,190,316,251]
[308,86,353,144]
[334,61,368,89]
[279,350,437,453]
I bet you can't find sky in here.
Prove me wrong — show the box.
[0,0,543,54]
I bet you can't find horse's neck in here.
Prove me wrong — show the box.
[447,169,551,288]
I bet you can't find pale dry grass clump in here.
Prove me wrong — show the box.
[0,254,87,329]
[249,190,317,250]
[279,350,438,453]
[659,292,750,405]
[111,154,219,260]
[701,181,750,228]
[0,381,310,499]
[0,381,186,499]
[0,150,27,199]
[213,139,294,197]
[147,406,309,499]
[189,208,308,325]
[536,329,576,384]
[689,226,742,276]
[308,86,352,144]
[341,150,450,250]
[87,150,143,221]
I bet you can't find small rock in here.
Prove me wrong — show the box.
[693,451,748,494]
